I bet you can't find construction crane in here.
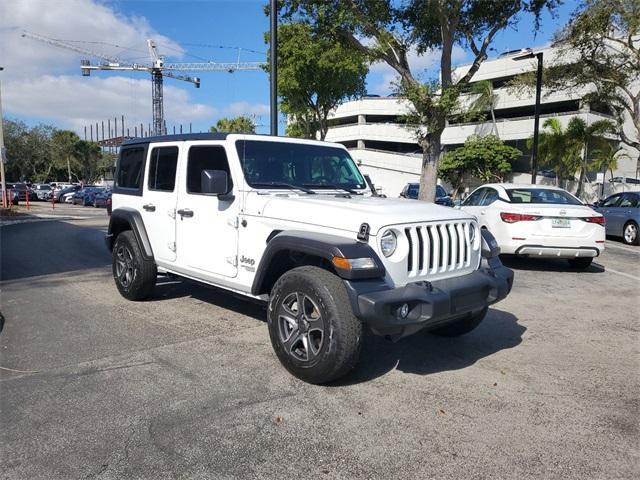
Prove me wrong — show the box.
[23,31,263,135]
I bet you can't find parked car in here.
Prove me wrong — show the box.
[1,187,20,205]
[31,183,53,200]
[594,192,640,245]
[54,185,81,202]
[106,133,514,384]
[93,189,112,208]
[6,183,37,202]
[459,183,605,269]
[609,176,640,185]
[71,186,102,206]
[400,183,454,207]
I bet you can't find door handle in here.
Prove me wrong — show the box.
[143,203,156,212]
[177,208,194,218]
[480,210,486,215]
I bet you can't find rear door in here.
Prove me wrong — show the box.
[142,143,180,263]
[599,194,623,235]
[175,142,239,278]
[611,193,639,236]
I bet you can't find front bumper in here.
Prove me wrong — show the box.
[343,256,514,339]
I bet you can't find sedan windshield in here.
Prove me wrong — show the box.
[506,188,582,205]
[235,140,366,191]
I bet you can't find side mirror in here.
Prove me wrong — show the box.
[201,169,233,200]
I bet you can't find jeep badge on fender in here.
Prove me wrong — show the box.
[106,133,514,384]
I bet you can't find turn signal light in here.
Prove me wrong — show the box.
[581,216,605,226]
[331,256,377,270]
[500,212,541,223]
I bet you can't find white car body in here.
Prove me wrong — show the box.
[62,192,75,203]
[460,183,605,258]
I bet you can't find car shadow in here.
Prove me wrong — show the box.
[500,255,605,273]
[333,308,525,386]
[151,276,267,322]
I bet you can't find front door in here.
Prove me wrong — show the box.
[175,143,239,278]
[141,144,180,263]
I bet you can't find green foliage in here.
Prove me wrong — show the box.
[439,135,520,190]
[3,119,109,183]
[529,117,615,189]
[279,0,559,200]
[210,116,256,134]
[267,22,368,140]
[590,143,631,182]
[514,0,640,150]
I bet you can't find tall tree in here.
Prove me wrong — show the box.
[548,0,640,152]
[467,80,499,135]
[268,22,368,140]
[51,130,80,183]
[210,116,257,134]
[591,142,630,182]
[280,0,558,201]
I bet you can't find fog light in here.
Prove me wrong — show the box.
[398,303,409,319]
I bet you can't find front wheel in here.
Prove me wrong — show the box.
[430,307,488,337]
[268,266,362,384]
[112,230,157,300]
[623,221,639,245]
[568,257,593,270]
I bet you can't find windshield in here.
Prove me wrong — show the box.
[506,188,582,205]
[236,140,366,191]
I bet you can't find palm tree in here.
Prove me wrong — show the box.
[565,118,615,197]
[591,143,630,182]
[468,80,498,135]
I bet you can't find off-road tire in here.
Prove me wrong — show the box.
[112,230,157,301]
[568,257,593,270]
[623,221,639,245]
[268,266,362,384]
[430,307,488,337]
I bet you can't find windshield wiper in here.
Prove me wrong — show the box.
[251,182,315,194]
[302,183,362,195]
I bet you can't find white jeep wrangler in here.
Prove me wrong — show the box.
[106,133,514,384]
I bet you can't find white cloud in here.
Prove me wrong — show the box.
[0,0,213,136]
[223,101,270,118]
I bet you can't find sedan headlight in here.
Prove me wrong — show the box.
[380,229,397,257]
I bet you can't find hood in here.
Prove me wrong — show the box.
[255,194,475,235]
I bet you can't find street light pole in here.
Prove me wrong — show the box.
[0,66,7,208]
[269,0,278,136]
[513,49,544,184]
[531,52,544,185]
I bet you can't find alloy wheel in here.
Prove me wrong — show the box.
[624,223,637,244]
[115,245,136,288]
[277,292,325,362]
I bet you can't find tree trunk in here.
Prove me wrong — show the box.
[490,105,498,136]
[418,135,442,202]
[67,155,72,184]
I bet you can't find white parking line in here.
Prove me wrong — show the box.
[605,241,640,254]
[595,263,640,281]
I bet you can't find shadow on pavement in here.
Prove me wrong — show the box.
[334,308,525,386]
[500,255,604,273]
[1,220,111,281]
[152,277,267,322]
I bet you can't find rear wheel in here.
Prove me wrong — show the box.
[429,307,488,337]
[112,230,157,300]
[568,257,593,269]
[623,221,639,245]
[268,266,362,384]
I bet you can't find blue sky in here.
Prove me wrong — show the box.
[1,0,579,136]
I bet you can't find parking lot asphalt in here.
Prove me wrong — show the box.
[1,206,638,479]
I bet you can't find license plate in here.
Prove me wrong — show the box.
[552,218,571,228]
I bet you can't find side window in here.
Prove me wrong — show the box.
[619,193,639,208]
[148,146,178,192]
[480,188,499,206]
[463,188,485,206]
[602,194,622,207]
[116,147,145,190]
[187,146,233,194]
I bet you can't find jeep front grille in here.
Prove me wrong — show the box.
[404,222,473,277]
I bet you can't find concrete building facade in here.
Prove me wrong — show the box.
[325,47,639,198]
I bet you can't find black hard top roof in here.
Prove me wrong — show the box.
[121,132,230,146]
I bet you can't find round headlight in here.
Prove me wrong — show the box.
[469,223,477,245]
[380,229,397,257]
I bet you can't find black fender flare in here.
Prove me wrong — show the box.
[105,207,154,260]
[251,230,385,296]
